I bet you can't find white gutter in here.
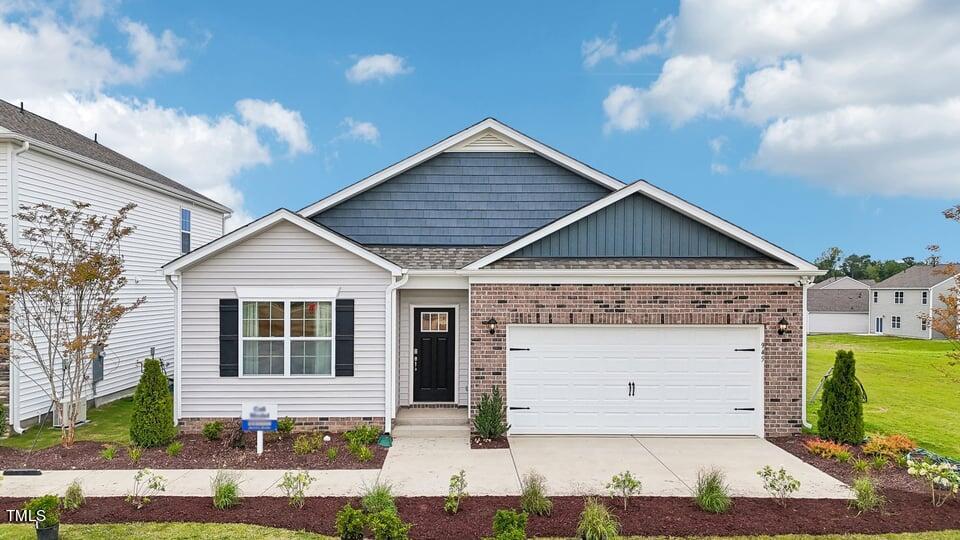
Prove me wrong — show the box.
[164,274,182,424]
[8,140,29,434]
[799,276,814,429]
[383,272,409,433]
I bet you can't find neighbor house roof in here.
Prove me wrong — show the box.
[808,289,869,313]
[0,99,230,213]
[873,265,959,289]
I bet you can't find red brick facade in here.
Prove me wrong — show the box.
[469,283,804,436]
[179,416,384,434]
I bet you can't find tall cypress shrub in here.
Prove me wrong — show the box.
[818,350,864,444]
[129,358,176,447]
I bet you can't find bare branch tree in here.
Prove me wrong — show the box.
[0,201,144,445]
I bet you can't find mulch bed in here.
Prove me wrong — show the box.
[0,492,957,539]
[770,434,931,494]
[0,433,387,470]
[470,435,510,449]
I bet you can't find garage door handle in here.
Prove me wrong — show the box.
[734,348,756,352]
[509,406,531,410]
[509,347,530,351]
[734,407,755,411]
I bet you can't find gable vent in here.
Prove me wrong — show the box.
[447,129,532,153]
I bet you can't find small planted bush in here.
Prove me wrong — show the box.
[576,497,620,540]
[852,458,870,474]
[202,421,224,441]
[361,481,397,515]
[349,440,374,462]
[849,475,884,514]
[818,350,865,444]
[294,433,324,455]
[803,438,852,460]
[694,468,731,514]
[279,470,313,510]
[277,417,295,437]
[473,386,510,439]
[226,422,246,449]
[520,470,553,516]
[345,424,381,446]
[129,358,177,448]
[127,469,166,509]
[127,446,143,464]
[492,509,527,540]
[870,455,888,471]
[22,495,60,530]
[366,509,412,540]
[211,470,242,510]
[607,470,642,510]
[444,469,468,514]
[907,458,960,507]
[335,504,365,540]
[166,440,184,457]
[99,444,117,461]
[756,466,800,507]
[863,434,916,459]
[327,446,339,462]
[63,480,85,510]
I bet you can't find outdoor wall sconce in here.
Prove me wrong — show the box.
[484,317,498,334]
[777,317,789,335]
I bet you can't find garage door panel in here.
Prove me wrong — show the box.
[506,325,763,436]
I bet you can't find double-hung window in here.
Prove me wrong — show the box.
[922,291,928,305]
[921,318,929,331]
[873,291,878,303]
[180,208,192,254]
[241,300,334,376]
[894,291,904,304]
[891,316,901,329]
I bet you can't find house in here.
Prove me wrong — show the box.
[811,276,875,289]
[808,289,870,334]
[869,265,958,339]
[162,118,821,438]
[0,100,231,432]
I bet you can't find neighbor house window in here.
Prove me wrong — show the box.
[240,299,334,376]
[894,291,904,304]
[891,316,901,329]
[873,291,878,303]
[922,291,928,305]
[921,319,929,331]
[180,208,192,254]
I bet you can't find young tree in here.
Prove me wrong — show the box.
[923,209,960,383]
[0,202,144,445]
[818,350,864,444]
[130,358,176,447]
[814,247,843,281]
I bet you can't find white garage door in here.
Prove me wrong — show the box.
[506,325,764,436]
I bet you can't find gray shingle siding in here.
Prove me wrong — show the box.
[311,152,611,245]
[511,193,764,258]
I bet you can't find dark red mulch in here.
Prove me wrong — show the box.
[470,436,510,449]
[770,434,930,494]
[0,433,386,471]
[1,491,957,539]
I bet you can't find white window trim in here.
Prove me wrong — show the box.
[891,316,901,329]
[894,291,904,304]
[922,290,928,305]
[420,311,450,333]
[180,207,191,255]
[238,297,337,378]
[873,291,878,303]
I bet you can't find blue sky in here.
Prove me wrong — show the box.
[3,0,959,262]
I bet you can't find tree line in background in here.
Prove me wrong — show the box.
[812,247,923,284]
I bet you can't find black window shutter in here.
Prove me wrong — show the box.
[335,299,355,376]
[219,299,239,377]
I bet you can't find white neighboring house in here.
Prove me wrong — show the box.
[0,100,230,432]
[810,276,876,290]
[869,265,958,339]
[807,288,870,334]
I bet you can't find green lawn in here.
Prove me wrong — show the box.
[807,334,960,458]
[0,397,133,450]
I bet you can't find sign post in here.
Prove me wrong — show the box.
[241,402,278,455]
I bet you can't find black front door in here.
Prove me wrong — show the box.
[413,307,456,402]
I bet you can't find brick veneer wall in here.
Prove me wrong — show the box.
[179,416,384,434]
[469,283,804,436]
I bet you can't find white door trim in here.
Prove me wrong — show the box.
[408,303,460,404]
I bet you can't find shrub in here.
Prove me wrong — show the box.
[327,446,339,462]
[129,358,177,448]
[126,468,166,509]
[63,480,84,510]
[226,422,246,449]
[361,481,396,515]
[835,449,853,463]
[473,386,510,439]
[863,434,916,459]
[894,454,909,468]
[818,350,865,444]
[444,469,469,514]
[576,497,620,540]
[166,440,184,457]
[128,446,143,464]
[202,421,224,441]
[294,433,324,455]
[366,509,412,540]
[694,468,732,514]
[520,470,553,516]
[849,475,884,514]
[907,458,960,507]
[335,504,365,540]
[279,470,313,510]
[870,455,888,471]
[492,509,527,540]
[345,424,381,446]
[607,470,642,510]
[211,470,242,510]
[277,417,295,437]
[349,440,373,462]
[803,438,852,460]
[852,458,870,474]
[22,495,60,529]
[100,444,117,461]
[756,466,800,507]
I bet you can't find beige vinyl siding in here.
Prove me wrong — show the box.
[397,289,469,406]
[179,221,391,419]
[11,149,224,423]
[869,288,932,339]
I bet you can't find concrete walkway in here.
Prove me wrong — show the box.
[0,436,850,499]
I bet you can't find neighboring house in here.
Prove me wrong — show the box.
[811,276,875,290]
[162,118,821,439]
[869,265,958,339]
[0,100,230,431]
[808,289,870,334]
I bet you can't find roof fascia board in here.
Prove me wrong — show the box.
[0,133,232,215]
[297,119,625,217]
[163,209,402,276]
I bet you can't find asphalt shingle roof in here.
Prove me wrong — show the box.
[485,257,794,270]
[0,99,227,210]
[366,246,499,269]
[874,265,958,288]
[808,289,869,313]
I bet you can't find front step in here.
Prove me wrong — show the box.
[393,407,470,438]
[392,424,470,438]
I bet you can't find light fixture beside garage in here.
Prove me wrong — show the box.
[484,317,498,334]
[777,317,789,335]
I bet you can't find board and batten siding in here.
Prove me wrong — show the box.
[397,289,469,407]
[312,152,612,245]
[10,148,223,424]
[179,221,392,419]
[510,193,763,258]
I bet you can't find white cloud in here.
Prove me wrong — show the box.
[581,26,662,68]
[117,18,185,82]
[345,53,412,83]
[581,33,619,68]
[602,85,646,132]
[335,117,380,144]
[237,99,312,154]
[599,0,960,196]
[708,136,730,175]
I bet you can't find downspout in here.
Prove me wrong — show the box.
[800,276,813,429]
[8,141,29,434]
[164,274,182,425]
[383,272,409,434]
